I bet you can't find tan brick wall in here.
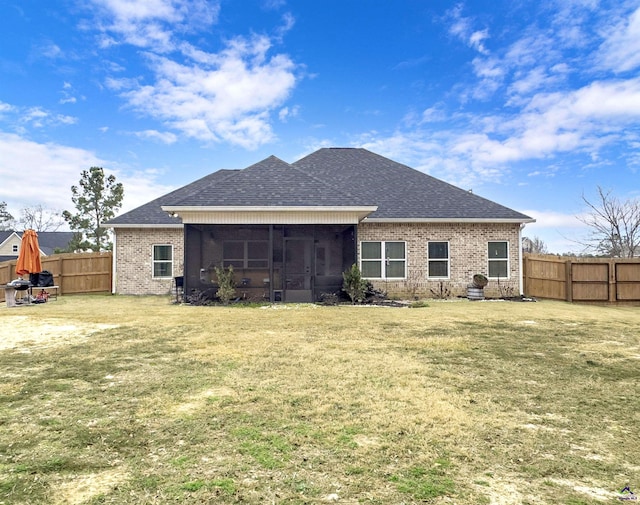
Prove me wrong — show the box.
[358,222,522,298]
[114,228,183,295]
[115,223,522,299]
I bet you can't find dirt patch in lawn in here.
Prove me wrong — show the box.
[0,315,118,352]
[53,468,129,505]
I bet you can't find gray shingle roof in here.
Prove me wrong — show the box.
[167,156,370,207]
[107,169,239,226]
[36,232,75,254]
[293,148,531,221]
[106,148,532,225]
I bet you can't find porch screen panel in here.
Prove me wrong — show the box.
[223,241,245,268]
[247,241,269,268]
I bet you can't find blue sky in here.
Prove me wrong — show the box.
[1,0,639,253]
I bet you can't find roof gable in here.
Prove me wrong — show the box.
[168,156,370,208]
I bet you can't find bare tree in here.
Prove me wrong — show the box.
[578,186,640,258]
[522,235,548,254]
[18,205,65,232]
[0,201,14,230]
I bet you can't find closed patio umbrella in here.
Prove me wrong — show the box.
[15,229,42,277]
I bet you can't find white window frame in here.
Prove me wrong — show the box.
[222,240,269,269]
[12,244,18,253]
[152,244,173,279]
[427,241,450,279]
[487,241,509,279]
[360,241,407,280]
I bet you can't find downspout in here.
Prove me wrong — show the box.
[519,223,525,296]
[111,231,117,294]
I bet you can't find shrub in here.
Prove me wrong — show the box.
[342,264,367,304]
[214,265,236,305]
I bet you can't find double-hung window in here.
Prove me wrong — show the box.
[223,240,269,269]
[360,241,406,279]
[12,245,18,253]
[152,244,173,278]
[428,241,449,278]
[488,241,509,278]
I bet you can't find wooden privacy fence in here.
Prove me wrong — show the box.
[523,254,640,303]
[0,252,112,302]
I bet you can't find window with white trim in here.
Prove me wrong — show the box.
[152,244,173,278]
[488,241,509,278]
[360,241,406,279]
[428,241,449,278]
[223,240,269,269]
[12,245,18,253]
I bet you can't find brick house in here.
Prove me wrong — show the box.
[106,148,534,301]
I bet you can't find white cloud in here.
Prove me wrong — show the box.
[111,35,297,149]
[446,4,490,54]
[352,71,640,193]
[0,132,174,217]
[0,133,106,213]
[133,129,178,144]
[598,6,640,72]
[521,209,590,253]
[278,105,299,122]
[12,106,79,129]
[469,29,490,55]
[90,0,220,52]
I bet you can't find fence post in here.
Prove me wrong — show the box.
[58,255,64,294]
[565,259,573,302]
[609,259,616,302]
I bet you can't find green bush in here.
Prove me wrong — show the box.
[342,264,367,304]
[214,265,236,305]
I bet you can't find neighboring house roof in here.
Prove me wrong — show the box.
[107,148,534,226]
[0,230,74,259]
[37,232,75,255]
[0,230,20,244]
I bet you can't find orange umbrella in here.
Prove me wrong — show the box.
[15,229,42,277]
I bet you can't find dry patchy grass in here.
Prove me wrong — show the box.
[0,296,639,504]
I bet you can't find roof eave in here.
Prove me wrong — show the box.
[106,223,184,229]
[363,217,536,224]
[161,205,379,213]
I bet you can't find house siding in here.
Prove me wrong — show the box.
[358,222,522,298]
[113,222,523,299]
[0,235,21,257]
[114,228,183,295]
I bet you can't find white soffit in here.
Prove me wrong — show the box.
[160,206,378,225]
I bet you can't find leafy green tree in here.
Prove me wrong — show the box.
[62,167,124,252]
[0,201,15,230]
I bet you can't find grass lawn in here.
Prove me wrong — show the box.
[0,295,639,504]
